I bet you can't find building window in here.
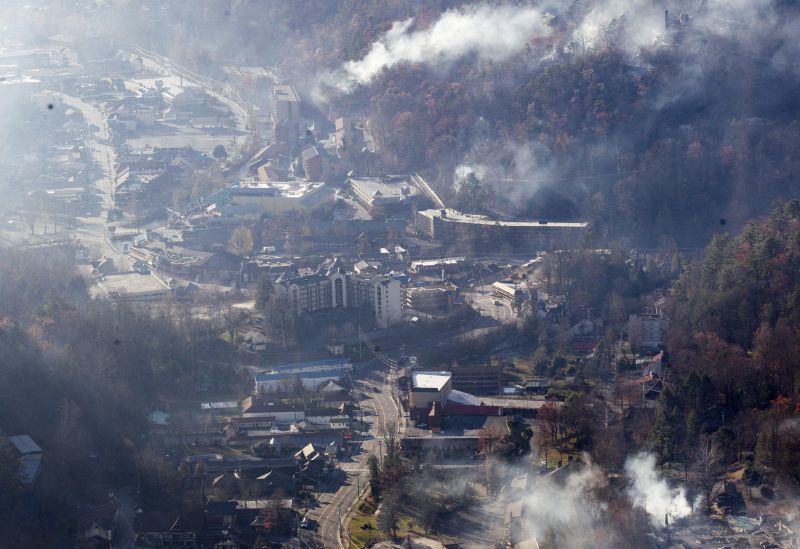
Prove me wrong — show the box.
[335,277,344,307]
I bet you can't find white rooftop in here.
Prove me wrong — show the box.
[411,257,465,268]
[411,371,452,391]
[232,180,325,198]
[420,208,588,229]
[349,176,418,203]
[448,389,550,410]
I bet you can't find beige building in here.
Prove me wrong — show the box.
[213,180,331,216]
[274,270,403,329]
[409,371,453,411]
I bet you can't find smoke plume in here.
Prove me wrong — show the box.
[334,4,549,88]
[624,452,692,526]
[521,462,605,539]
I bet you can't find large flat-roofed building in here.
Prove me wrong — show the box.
[254,368,348,394]
[274,271,402,329]
[409,371,453,413]
[208,180,331,216]
[348,175,419,214]
[272,84,300,123]
[416,208,588,252]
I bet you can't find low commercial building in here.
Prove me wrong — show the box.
[416,208,587,252]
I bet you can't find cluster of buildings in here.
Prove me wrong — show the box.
[131,353,366,545]
[0,66,99,232]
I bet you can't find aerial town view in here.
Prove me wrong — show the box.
[2,1,800,548]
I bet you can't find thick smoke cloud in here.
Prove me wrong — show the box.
[625,452,692,527]
[334,4,549,88]
[516,460,606,544]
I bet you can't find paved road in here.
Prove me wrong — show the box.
[61,94,127,269]
[465,285,515,323]
[301,363,402,549]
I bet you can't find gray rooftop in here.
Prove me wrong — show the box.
[9,435,42,455]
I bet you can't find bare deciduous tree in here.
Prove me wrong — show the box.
[692,438,724,512]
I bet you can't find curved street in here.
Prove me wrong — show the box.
[301,361,402,549]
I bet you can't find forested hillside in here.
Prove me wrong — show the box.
[0,249,239,546]
[655,201,800,489]
[22,0,800,247]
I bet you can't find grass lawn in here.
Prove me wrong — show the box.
[347,498,424,548]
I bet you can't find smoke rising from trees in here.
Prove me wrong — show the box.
[331,4,549,89]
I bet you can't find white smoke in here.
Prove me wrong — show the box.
[625,452,692,527]
[453,163,487,190]
[334,4,550,88]
[513,460,608,546]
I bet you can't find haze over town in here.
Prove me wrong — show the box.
[1,1,800,548]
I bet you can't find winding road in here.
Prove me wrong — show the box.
[301,361,402,549]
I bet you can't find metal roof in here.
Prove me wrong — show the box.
[8,435,42,455]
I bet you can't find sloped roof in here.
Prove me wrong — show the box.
[8,435,42,455]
